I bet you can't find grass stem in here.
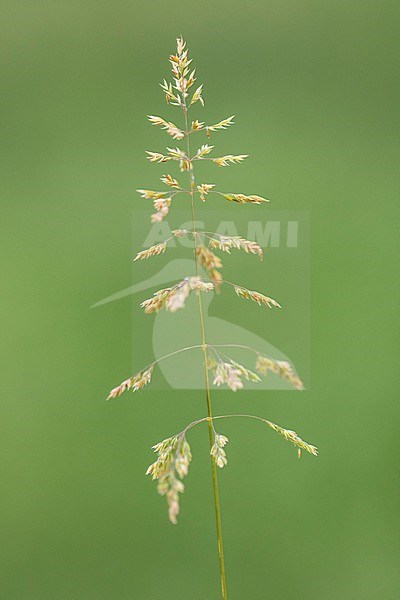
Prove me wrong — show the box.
[183,101,228,600]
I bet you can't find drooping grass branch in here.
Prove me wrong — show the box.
[107,36,317,600]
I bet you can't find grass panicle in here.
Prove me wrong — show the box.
[107,36,317,600]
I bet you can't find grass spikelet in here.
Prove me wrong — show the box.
[213,154,248,167]
[191,119,204,131]
[209,235,263,258]
[190,84,204,106]
[148,115,185,140]
[229,360,261,383]
[256,356,304,390]
[166,147,188,160]
[195,245,223,287]
[265,421,318,457]
[167,147,190,171]
[107,366,154,400]
[234,285,281,309]
[146,434,192,524]
[207,350,261,391]
[146,436,179,480]
[213,363,244,391]
[151,197,171,223]
[134,241,167,261]
[194,144,214,158]
[141,277,214,314]
[140,286,173,313]
[209,269,223,289]
[172,228,188,237]
[160,173,181,188]
[190,277,214,292]
[146,151,173,164]
[222,193,269,204]
[197,183,215,201]
[211,434,229,468]
[136,189,168,199]
[160,78,182,105]
[205,116,235,137]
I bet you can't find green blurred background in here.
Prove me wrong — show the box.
[1,1,399,598]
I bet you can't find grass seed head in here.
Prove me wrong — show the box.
[147,433,192,524]
[234,286,281,309]
[256,356,304,390]
[211,433,229,468]
[107,366,154,400]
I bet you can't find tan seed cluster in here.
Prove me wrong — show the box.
[141,277,214,314]
[230,360,261,383]
[205,116,235,137]
[136,189,168,199]
[151,197,171,223]
[191,119,204,131]
[207,352,260,391]
[234,285,281,309]
[134,241,167,261]
[145,151,173,164]
[146,436,178,479]
[210,433,229,468]
[160,173,181,189]
[145,147,190,170]
[209,235,263,258]
[107,366,154,400]
[172,228,188,237]
[189,116,234,138]
[213,155,248,167]
[193,144,214,159]
[159,35,203,108]
[266,421,318,457]
[190,84,204,107]
[195,245,223,288]
[148,115,185,140]
[146,434,192,524]
[222,193,269,204]
[213,363,244,391]
[256,356,304,390]
[197,183,215,201]
[109,35,316,532]
[166,147,190,171]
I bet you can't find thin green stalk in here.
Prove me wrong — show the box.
[182,101,228,600]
